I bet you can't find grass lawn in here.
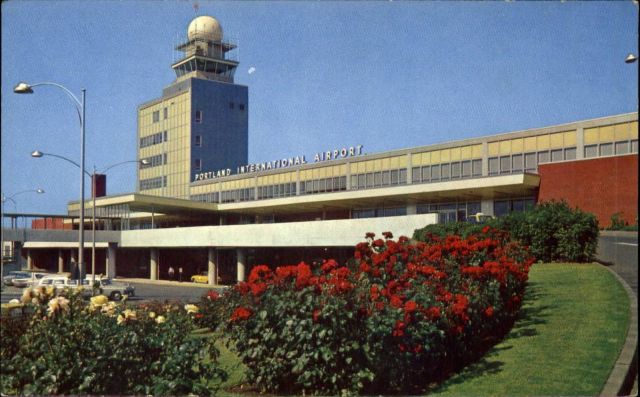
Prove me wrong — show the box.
[429,263,630,396]
[211,263,631,396]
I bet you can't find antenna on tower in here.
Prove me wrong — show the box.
[193,2,200,16]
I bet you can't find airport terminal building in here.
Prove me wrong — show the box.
[4,16,638,284]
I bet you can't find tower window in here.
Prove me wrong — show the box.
[152,111,160,123]
[195,110,203,123]
[239,104,245,111]
[195,135,202,147]
[195,159,202,171]
[229,102,235,109]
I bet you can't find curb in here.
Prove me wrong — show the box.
[600,265,638,397]
[114,277,229,289]
[600,231,639,238]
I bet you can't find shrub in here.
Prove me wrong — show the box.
[505,201,598,262]
[414,200,599,263]
[1,287,226,396]
[218,230,533,395]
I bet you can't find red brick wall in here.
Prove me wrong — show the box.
[537,154,638,228]
[31,217,73,230]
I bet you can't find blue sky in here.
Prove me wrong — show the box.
[1,0,638,216]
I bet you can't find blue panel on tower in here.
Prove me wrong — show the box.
[189,78,248,181]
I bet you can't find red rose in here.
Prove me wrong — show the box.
[404,300,418,313]
[390,295,403,308]
[230,307,252,322]
[484,306,494,317]
[206,290,220,300]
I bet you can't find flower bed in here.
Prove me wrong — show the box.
[1,288,226,396]
[210,228,534,395]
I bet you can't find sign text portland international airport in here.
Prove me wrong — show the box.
[194,145,364,182]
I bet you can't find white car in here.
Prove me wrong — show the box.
[11,272,52,287]
[37,275,135,301]
[3,271,32,286]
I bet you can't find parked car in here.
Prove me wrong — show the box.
[92,277,135,301]
[3,271,32,286]
[190,272,209,284]
[11,271,53,287]
[466,212,496,223]
[37,275,135,301]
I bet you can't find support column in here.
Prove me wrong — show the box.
[208,247,217,286]
[26,249,33,270]
[58,249,64,273]
[106,243,117,279]
[236,248,246,283]
[481,141,489,176]
[576,127,585,160]
[150,248,159,280]
[70,249,78,278]
[14,242,24,269]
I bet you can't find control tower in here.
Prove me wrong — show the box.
[137,15,248,199]
[172,16,239,83]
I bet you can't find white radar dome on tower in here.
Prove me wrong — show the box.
[188,16,223,42]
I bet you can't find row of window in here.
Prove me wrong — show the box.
[584,139,638,158]
[300,176,348,195]
[488,148,576,176]
[350,168,408,190]
[152,108,169,123]
[140,176,167,191]
[352,206,408,219]
[417,201,482,224]
[221,188,255,203]
[493,198,535,217]
[412,159,482,184]
[140,131,168,148]
[258,183,297,200]
[140,153,167,169]
[191,192,220,203]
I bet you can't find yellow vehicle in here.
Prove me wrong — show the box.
[190,272,208,283]
[467,212,496,223]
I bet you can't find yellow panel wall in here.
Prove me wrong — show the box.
[138,92,191,199]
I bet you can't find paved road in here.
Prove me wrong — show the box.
[596,232,638,295]
[1,282,226,304]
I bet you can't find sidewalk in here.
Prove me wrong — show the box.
[115,277,230,289]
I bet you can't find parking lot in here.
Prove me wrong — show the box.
[1,280,226,305]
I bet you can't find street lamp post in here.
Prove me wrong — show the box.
[0,189,45,278]
[31,150,147,285]
[14,82,86,281]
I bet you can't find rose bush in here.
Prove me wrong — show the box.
[1,287,227,396]
[213,228,533,395]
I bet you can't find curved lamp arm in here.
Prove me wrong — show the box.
[14,82,83,125]
[31,150,91,177]
[100,159,148,174]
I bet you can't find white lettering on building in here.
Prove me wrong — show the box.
[193,145,364,182]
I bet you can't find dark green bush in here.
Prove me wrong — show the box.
[1,288,227,396]
[413,200,599,263]
[607,212,638,231]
